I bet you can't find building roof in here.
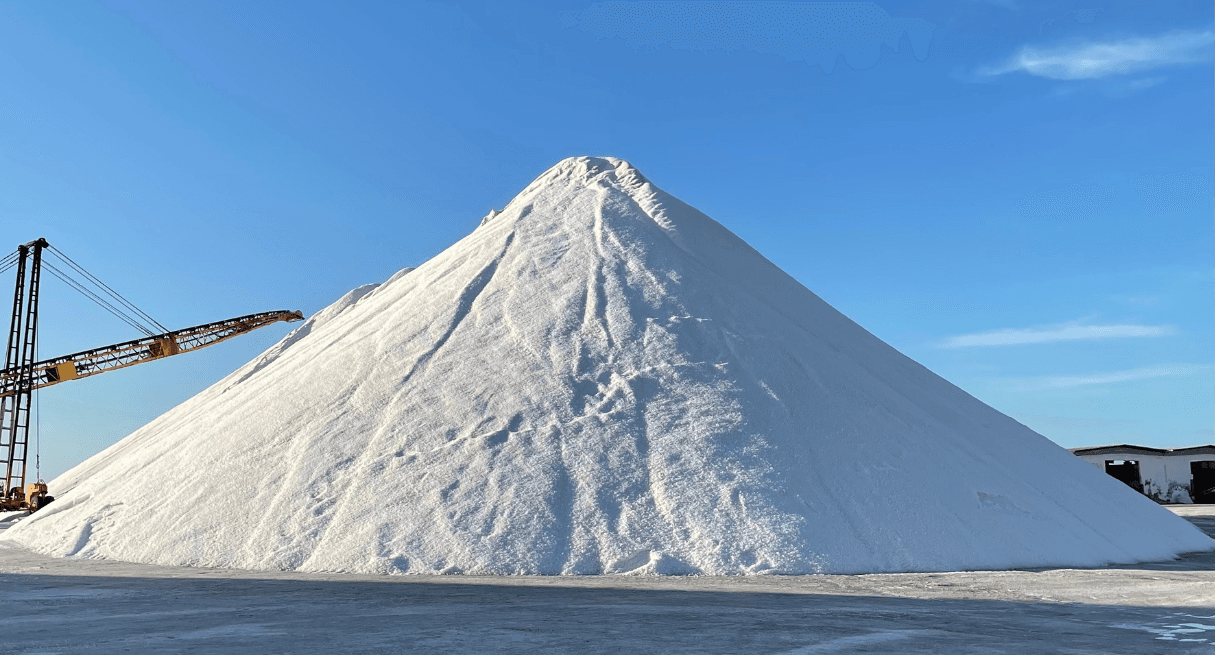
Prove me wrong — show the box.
[1069,444,1215,457]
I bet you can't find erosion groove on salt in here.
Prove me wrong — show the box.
[4,157,1210,575]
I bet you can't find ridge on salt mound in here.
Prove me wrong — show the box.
[5,156,1210,575]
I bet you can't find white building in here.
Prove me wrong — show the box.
[1070,444,1215,504]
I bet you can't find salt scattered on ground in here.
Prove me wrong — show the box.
[0,507,1211,654]
[2,156,1210,575]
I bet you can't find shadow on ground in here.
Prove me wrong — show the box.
[1,508,1211,654]
[0,571,1211,655]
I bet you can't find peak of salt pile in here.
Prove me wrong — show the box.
[6,156,1209,574]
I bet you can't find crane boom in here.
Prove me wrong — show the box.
[0,309,304,398]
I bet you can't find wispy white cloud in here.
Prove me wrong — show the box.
[980,29,1213,80]
[1065,9,1102,24]
[1109,294,1164,308]
[1121,76,1166,91]
[1036,364,1208,388]
[939,323,1175,348]
[991,364,1209,393]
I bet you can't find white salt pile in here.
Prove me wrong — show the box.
[4,157,1210,574]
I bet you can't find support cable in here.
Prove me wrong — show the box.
[42,262,157,337]
[0,250,19,276]
[47,247,169,333]
[43,262,156,337]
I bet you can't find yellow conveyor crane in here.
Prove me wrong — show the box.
[0,238,302,512]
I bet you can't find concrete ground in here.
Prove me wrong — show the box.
[0,506,1211,654]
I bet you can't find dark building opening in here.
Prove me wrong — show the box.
[1191,461,1215,504]
[1105,460,1143,493]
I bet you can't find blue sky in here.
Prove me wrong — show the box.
[1,0,1211,481]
